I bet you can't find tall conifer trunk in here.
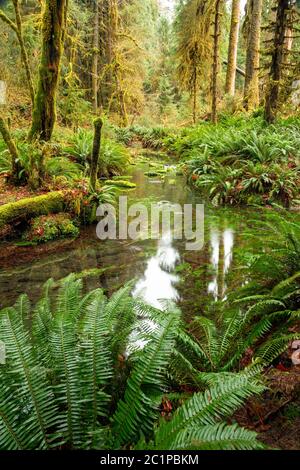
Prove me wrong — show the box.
[244,0,263,110]
[92,0,100,113]
[265,0,291,123]
[211,0,222,123]
[225,0,241,95]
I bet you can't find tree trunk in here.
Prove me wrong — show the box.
[211,0,222,124]
[89,117,103,191]
[265,0,290,123]
[225,0,241,95]
[28,0,68,142]
[223,60,245,77]
[0,3,34,105]
[92,0,99,113]
[0,116,22,182]
[244,0,263,110]
[192,70,197,124]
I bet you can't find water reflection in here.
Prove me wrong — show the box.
[132,231,180,308]
[208,228,234,301]
[0,160,245,312]
[208,229,220,300]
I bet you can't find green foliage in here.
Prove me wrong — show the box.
[63,128,129,177]
[104,179,136,189]
[99,139,130,177]
[0,277,263,450]
[240,211,300,286]
[0,191,65,230]
[63,128,93,164]
[116,125,176,150]
[23,213,80,243]
[45,156,83,181]
[175,117,300,207]
[139,375,264,450]
[168,212,300,380]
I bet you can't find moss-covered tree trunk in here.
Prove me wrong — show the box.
[12,0,35,105]
[244,0,263,110]
[28,0,68,142]
[211,0,222,124]
[89,117,103,191]
[0,117,22,183]
[192,70,198,124]
[225,0,241,96]
[0,2,34,105]
[92,0,100,113]
[265,0,291,123]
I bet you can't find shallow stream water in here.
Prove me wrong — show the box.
[0,155,271,315]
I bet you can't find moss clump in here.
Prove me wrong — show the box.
[0,191,65,229]
[105,180,136,189]
[24,213,79,244]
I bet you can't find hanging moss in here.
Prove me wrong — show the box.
[28,0,67,141]
[0,191,65,229]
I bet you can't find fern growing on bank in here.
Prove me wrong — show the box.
[0,276,264,450]
[168,213,300,383]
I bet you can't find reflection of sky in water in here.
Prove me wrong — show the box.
[224,229,234,275]
[133,225,234,307]
[132,231,180,308]
[208,228,234,301]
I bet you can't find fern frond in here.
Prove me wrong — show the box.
[168,422,264,450]
[191,317,220,369]
[0,378,26,450]
[50,312,83,448]
[255,333,300,365]
[0,307,60,449]
[112,312,180,447]
[14,294,30,327]
[153,375,264,449]
[55,274,83,323]
[79,289,113,437]
[271,272,300,298]
[32,280,55,366]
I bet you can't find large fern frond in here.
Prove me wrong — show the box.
[0,307,60,449]
[79,289,113,439]
[153,375,264,450]
[112,312,180,447]
[173,422,264,450]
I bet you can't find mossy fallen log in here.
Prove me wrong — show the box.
[0,191,65,229]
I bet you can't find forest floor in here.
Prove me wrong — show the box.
[0,175,49,206]
[236,346,300,449]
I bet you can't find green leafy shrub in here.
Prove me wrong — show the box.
[63,128,129,177]
[122,125,176,150]
[171,117,300,207]
[45,156,83,181]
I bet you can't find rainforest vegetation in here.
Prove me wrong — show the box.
[0,0,300,453]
